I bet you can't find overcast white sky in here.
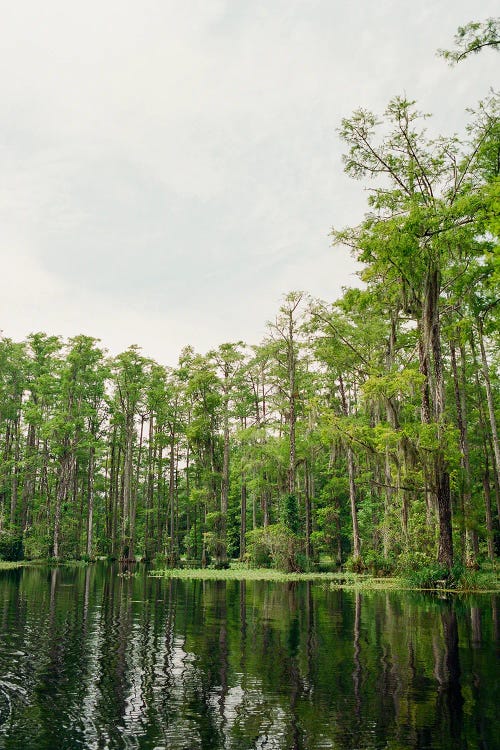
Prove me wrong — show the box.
[1,1,498,364]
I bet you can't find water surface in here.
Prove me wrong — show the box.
[0,563,498,749]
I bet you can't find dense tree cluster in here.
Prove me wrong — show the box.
[0,28,498,574]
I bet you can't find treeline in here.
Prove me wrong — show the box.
[1,72,499,574]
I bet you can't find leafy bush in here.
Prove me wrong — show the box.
[345,555,365,573]
[153,553,167,568]
[204,512,226,565]
[398,551,450,588]
[245,528,272,567]
[294,552,316,573]
[402,563,449,589]
[363,550,394,576]
[246,524,304,572]
[0,531,24,561]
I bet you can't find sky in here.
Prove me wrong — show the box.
[1,0,498,365]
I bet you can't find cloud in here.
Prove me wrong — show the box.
[1,0,498,362]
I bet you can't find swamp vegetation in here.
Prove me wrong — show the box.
[0,22,499,591]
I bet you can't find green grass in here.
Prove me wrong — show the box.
[1,557,497,593]
[0,560,27,570]
[0,558,91,570]
[150,561,500,592]
[149,565,402,588]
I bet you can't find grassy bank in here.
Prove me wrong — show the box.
[0,560,27,570]
[0,559,90,570]
[1,559,497,593]
[150,566,401,589]
[149,564,500,593]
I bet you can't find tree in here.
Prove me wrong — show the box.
[333,96,499,569]
[438,18,500,64]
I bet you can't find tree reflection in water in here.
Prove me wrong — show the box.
[0,564,497,750]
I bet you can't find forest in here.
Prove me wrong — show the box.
[0,22,499,581]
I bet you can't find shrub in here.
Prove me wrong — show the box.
[294,553,316,573]
[0,531,24,561]
[245,524,303,572]
[363,550,394,576]
[153,553,167,568]
[398,551,450,588]
[402,563,449,589]
[345,555,365,573]
[245,528,272,567]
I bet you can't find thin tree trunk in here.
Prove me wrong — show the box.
[483,458,495,562]
[339,374,361,560]
[168,427,177,564]
[304,460,312,560]
[478,318,500,490]
[423,267,453,569]
[86,446,95,558]
[53,453,73,559]
[9,417,20,527]
[240,479,247,560]
[21,423,37,531]
[450,342,475,565]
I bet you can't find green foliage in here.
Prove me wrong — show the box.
[400,562,450,589]
[246,524,304,572]
[345,555,366,574]
[279,493,300,534]
[0,36,498,575]
[245,528,272,567]
[0,530,23,561]
[438,18,500,64]
[362,550,394,576]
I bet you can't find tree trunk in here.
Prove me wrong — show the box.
[9,417,20,527]
[86,446,95,558]
[422,266,453,569]
[168,428,177,564]
[483,459,495,562]
[121,416,134,561]
[220,391,230,562]
[304,460,312,560]
[478,318,500,490]
[450,342,476,565]
[339,374,361,560]
[53,453,73,559]
[240,480,247,560]
[21,423,37,531]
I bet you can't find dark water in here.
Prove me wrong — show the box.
[0,565,498,750]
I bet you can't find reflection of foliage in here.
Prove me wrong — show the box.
[0,565,498,749]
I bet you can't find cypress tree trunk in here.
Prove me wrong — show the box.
[144,415,154,561]
[121,415,134,561]
[168,428,177,564]
[339,374,361,560]
[478,318,500,490]
[240,467,247,561]
[53,452,73,559]
[21,423,37,531]
[86,446,95,558]
[450,342,476,565]
[422,267,453,569]
[220,394,230,562]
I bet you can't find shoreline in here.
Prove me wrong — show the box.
[1,560,498,593]
[148,565,500,593]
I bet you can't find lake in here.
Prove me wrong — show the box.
[0,563,497,749]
